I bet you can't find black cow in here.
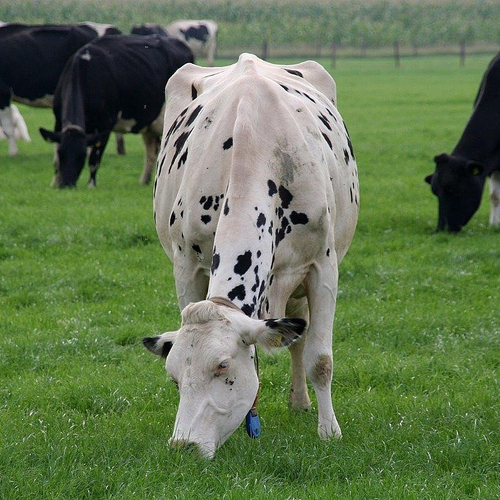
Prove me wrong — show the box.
[131,23,169,37]
[39,34,193,188]
[425,52,500,231]
[0,22,120,156]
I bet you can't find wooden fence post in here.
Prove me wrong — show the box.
[361,39,367,58]
[460,39,466,66]
[394,40,400,68]
[262,37,269,61]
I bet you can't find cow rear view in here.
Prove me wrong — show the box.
[145,54,359,458]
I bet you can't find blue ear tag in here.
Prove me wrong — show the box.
[245,408,261,438]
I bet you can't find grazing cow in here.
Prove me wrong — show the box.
[0,22,120,156]
[144,53,360,458]
[131,23,169,37]
[0,104,30,142]
[166,20,217,65]
[39,34,193,188]
[425,52,500,231]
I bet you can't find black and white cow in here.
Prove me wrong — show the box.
[39,34,193,188]
[166,20,217,66]
[425,52,500,231]
[0,22,120,156]
[144,54,360,458]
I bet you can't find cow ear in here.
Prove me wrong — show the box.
[143,331,177,358]
[434,153,449,164]
[243,317,307,351]
[39,127,62,144]
[424,174,433,185]
[467,161,484,176]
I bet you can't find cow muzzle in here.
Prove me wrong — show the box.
[169,438,215,459]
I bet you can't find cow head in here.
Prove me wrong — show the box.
[143,300,306,459]
[425,153,486,232]
[39,126,107,188]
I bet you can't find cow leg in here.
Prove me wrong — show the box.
[87,133,110,188]
[11,105,31,142]
[50,144,61,188]
[115,133,125,155]
[206,42,216,66]
[140,129,160,185]
[304,254,342,440]
[489,171,500,226]
[0,106,18,156]
[286,297,311,411]
[174,260,209,310]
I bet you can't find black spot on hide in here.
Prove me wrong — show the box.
[285,69,303,78]
[234,251,252,276]
[318,113,332,130]
[186,104,203,126]
[211,251,220,273]
[290,211,309,225]
[223,137,233,150]
[241,303,254,316]
[322,133,333,150]
[267,180,278,196]
[278,185,293,208]
[228,285,246,301]
[344,149,350,165]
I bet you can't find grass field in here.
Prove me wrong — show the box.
[1,54,500,499]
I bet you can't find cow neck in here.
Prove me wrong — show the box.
[208,296,242,312]
[207,295,262,439]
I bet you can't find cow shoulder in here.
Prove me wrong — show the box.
[279,60,337,106]
[164,64,222,128]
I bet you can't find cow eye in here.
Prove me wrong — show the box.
[215,360,230,377]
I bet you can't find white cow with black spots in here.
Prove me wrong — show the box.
[166,20,217,66]
[144,53,360,458]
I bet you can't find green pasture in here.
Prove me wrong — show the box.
[1,54,499,499]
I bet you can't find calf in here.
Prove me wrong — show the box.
[144,53,359,458]
[40,34,193,188]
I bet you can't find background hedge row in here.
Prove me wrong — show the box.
[2,0,500,57]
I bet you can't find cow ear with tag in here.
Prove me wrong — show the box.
[143,331,177,358]
[243,317,307,351]
[467,161,484,176]
[39,127,62,144]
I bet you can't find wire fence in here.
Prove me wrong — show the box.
[216,40,500,66]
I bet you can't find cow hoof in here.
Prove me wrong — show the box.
[289,391,311,411]
[318,421,342,440]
